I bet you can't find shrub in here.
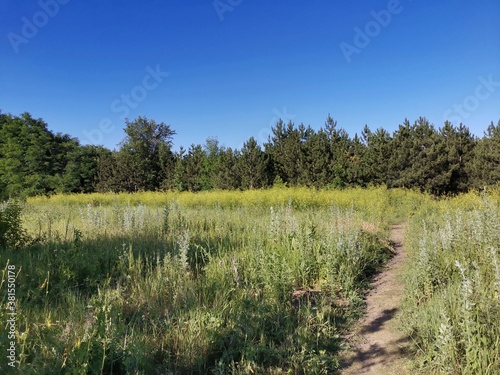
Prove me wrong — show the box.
[0,200,29,249]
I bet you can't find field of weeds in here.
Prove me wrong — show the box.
[402,192,500,374]
[1,187,500,374]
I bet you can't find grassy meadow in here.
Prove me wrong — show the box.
[1,187,500,374]
[401,191,500,374]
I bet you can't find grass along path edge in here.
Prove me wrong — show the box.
[339,224,412,374]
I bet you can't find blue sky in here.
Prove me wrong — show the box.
[1,0,499,150]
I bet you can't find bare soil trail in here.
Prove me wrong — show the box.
[339,224,412,374]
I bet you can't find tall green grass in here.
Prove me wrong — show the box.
[1,189,394,374]
[5,187,499,373]
[401,194,500,374]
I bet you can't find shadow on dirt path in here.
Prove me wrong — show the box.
[339,225,412,374]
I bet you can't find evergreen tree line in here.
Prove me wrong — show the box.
[0,111,499,200]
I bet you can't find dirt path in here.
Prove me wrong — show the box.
[339,225,412,374]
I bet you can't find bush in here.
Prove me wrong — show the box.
[0,200,29,249]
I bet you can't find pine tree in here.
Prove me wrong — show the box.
[237,137,268,189]
[215,147,240,189]
[302,130,331,188]
[468,120,500,188]
[202,137,221,190]
[184,144,205,192]
[325,115,350,188]
[388,118,413,188]
[440,121,476,193]
[363,126,392,186]
[173,147,187,192]
[392,117,452,194]
[346,133,368,186]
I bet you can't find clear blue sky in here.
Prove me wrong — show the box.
[1,0,499,150]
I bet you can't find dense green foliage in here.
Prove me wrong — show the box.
[402,194,500,374]
[0,200,29,249]
[0,111,499,200]
[0,112,101,198]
